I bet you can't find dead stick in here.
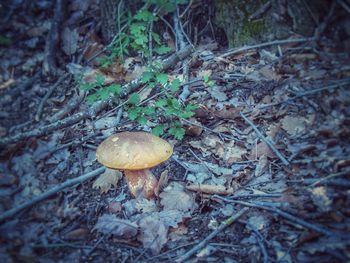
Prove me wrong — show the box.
[240,112,289,165]
[0,111,88,146]
[229,200,343,238]
[0,167,105,223]
[220,37,315,58]
[176,207,249,263]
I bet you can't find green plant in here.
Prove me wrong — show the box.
[79,0,195,140]
[79,74,121,104]
[125,66,198,140]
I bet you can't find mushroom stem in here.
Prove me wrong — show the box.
[123,169,158,199]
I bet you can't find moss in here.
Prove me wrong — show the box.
[214,0,268,47]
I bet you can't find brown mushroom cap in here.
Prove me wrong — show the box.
[96,132,173,170]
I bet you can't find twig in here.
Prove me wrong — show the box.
[0,111,88,147]
[227,200,344,238]
[175,207,249,262]
[248,1,272,21]
[0,167,105,223]
[308,170,350,188]
[220,37,315,58]
[337,0,350,14]
[1,46,194,147]
[42,0,64,76]
[252,230,269,263]
[35,73,69,121]
[240,112,289,165]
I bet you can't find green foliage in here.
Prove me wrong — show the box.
[79,0,194,140]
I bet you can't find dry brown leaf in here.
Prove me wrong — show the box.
[209,86,227,101]
[124,64,146,82]
[160,182,196,213]
[93,214,138,238]
[154,170,169,197]
[249,141,274,160]
[308,186,332,212]
[92,168,122,194]
[258,65,281,81]
[61,27,78,56]
[281,116,307,136]
[138,214,168,255]
[254,155,269,176]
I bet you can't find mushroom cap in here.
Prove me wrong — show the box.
[96,132,173,170]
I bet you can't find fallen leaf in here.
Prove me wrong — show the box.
[160,182,197,213]
[158,210,185,228]
[308,186,332,212]
[254,155,269,176]
[281,116,307,136]
[61,27,79,56]
[247,215,269,231]
[123,197,158,216]
[154,170,169,196]
[93,214,138,238]
[138,213,168,254]
[92,168,122,193]
[209,86,227,101]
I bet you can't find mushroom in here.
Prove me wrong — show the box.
[96,131,173,198]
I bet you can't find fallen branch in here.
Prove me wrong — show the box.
[1,45,196,147]
[220,37,315,58]
[0,167,105,223]
[226,199,345,238]
[240,112,289,165]
[176,207,249,262]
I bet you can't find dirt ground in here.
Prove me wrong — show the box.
[1,1,350,262]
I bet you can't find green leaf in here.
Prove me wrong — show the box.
[134,10,155,22]
[95,74,105,86]
[179,111,194,118]
[152,125,165,136]
[86,94,98,104]
[156,73,168,86]
[170,78,181,92]
[154,45,171,55]
[203,75,209,83]
[136,116,148,125]
[0,36,11,46]
[107,84,121,95]
[130,23,146,35]
[155,99,167,107]
[170,98,181,109]
[99,89,110,100]
[80,82,95,90]
[185,103,198,111]
[151,32,161,44]
[127,108,140,120]
[128,93,140,105]
[141,106,155,115]
[169,126,185,140]
[141,71,154,83]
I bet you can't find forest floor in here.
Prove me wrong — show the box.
[1,1,350,263]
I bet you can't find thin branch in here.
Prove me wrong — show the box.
[35,73,69,121]
[228,200,345,238]
[220,37,315,58]
[0,167,105,223]
[240,112,289,165]
[176,207,249,262]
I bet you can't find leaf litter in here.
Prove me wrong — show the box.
[0,2,350,262]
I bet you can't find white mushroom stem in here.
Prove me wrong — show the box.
[123,169,158,199]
